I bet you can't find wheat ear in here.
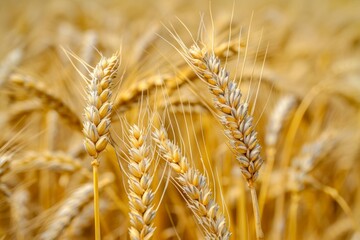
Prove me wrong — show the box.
[188,45,264,239]
[10,73,82,130]
[153,127,231,240]
[10,151,83,173]
[83,52,120,240]
[68,200,108,238]
[286,132,340,239]
[259,94,297,215]
[127,125,156,240]
[39,175,114,240]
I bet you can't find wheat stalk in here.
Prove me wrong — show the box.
[83,52,120,240]
[127,125,156,240]
[187,44,264,239]
[153,126,231,240]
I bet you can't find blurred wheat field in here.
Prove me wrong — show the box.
[1,0,360,239]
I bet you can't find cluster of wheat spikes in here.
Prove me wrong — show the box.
[1,0,360,239]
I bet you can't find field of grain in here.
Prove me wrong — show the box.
[1,0,360,239]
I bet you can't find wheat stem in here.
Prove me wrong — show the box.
[250,186,264,239]
[92,159,101,240]
[288,191,300,240]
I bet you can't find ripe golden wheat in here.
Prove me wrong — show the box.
[0,0,359,239]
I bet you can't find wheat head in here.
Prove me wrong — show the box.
[39,174,114,240]
[10,73,82,130]
[188,45,263,187]
[83,53,120,160]
[153,126,231,240]
[127,125,156,240]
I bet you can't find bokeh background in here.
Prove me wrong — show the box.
[1,0,360,239]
